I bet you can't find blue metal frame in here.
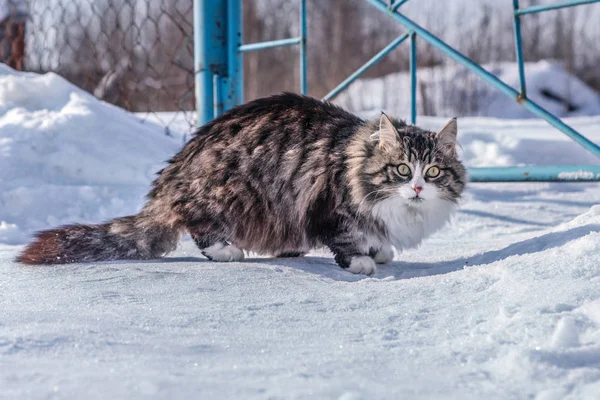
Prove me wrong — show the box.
[323,33,411,102]
[194,1,226,125]
[194,0,307,127]
[513,0,527,99]
[469,166,600,182]
[299,0,308,95]
[239,38,302,53]
[195,0,600,182]
[409,32,417,125]
[515,0,598,15]
[225,0,243,111]
[390,0,411,12]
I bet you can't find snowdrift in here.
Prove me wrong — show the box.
[0,65,180,243]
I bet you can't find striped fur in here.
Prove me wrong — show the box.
[17,93,466,273]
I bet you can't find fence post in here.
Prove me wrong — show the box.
[194,0,227,126]
[223,0,243,111]
[512,0,527,99]
[299,0,307,94]
[409,32,417,124]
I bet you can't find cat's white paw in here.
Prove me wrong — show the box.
[373,245,394,264]
[347,256,377,275]
[202,243,245,262]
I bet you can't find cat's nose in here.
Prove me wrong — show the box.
[413,186,423,195]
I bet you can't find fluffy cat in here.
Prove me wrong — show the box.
[17,93,466,274]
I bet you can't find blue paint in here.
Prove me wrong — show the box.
[239,38,302,53]
[194,0,227,126]
[224,0,243,110]
[469,166,600,182]
[322,33,410,101]
[299,0,308,94]
[512,0,527,98]
[409,32,417,125]
[515,0,600,15]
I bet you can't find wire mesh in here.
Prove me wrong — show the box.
[0,0,197,135]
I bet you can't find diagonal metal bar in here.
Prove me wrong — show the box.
[323,32,410,101]
[365,0,600,160]
[515,0,600,15]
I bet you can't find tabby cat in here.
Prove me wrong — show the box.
[17,93,466,274]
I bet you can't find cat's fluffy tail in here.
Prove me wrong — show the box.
[16,212,181,265]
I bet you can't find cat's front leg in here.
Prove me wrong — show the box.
[346,255,377,275]
[370,243,394,264]
[327,233,377,275]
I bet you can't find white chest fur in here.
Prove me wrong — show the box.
[371,198,456,251]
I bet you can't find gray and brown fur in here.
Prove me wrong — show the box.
[17,93,466,269]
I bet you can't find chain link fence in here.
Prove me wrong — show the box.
[1,0,197,135]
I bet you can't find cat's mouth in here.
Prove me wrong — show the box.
[410,196,424,203]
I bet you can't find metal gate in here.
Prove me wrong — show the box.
[193,0,600,182]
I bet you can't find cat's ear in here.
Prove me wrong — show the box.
[371,112,401,151]
[436,117,458,155]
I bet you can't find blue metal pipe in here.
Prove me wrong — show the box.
[299,0,308,94]
[515,0,600,15]
[409,32,417,124]
[512,0,527,99]
[194,0,227,126]
[224,0,243,110]
[322,32,410,101]
[468,166,600,182]
[238,37,302,53]
[365,0,600,160]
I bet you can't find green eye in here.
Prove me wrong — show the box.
[397,164,411,176]
[426,166,440,178]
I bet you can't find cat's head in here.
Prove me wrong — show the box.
[348,113,466,209]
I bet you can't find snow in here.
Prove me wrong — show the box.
[337,60,600,120]
[2,65,600,399]
[0,64,180,244]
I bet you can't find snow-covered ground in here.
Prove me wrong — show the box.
[2,66,600,399]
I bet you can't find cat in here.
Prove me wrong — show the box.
[16,93,466,274]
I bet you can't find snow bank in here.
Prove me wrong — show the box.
[0,64,180,243]
[337,60,600,119]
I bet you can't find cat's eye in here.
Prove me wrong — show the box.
[426,166,440,178]
[397,164,411,176]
